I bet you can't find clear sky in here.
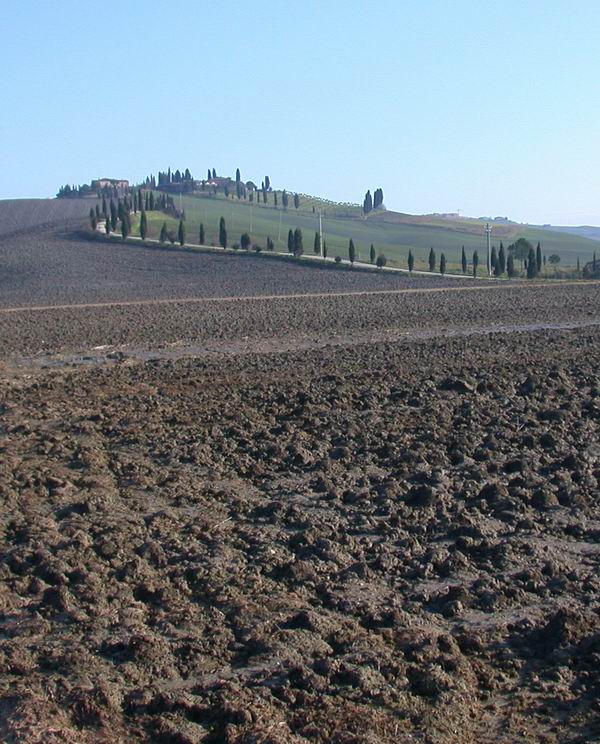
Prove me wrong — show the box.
[2,1,599,225]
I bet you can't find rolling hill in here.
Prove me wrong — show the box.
[132,191,597,270]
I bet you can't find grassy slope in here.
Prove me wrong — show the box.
[133,192,597,269]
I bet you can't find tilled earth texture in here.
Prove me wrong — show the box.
[2,206,600,743]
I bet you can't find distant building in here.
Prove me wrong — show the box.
[91,178,129,190]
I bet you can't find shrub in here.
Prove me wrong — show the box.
[334,255,342,263]
[376,254,387,268]
[254,244,263,253]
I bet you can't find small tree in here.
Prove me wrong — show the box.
[461,246,467,274]
[294,193,300,209]
[491,245,498,273]
[219,217,227,248]
[536,242,543,273]
[548,254,561,265]
[178,219,185,246]
[105,216,110,235]
[89,207,96,230]
[199,223,205,244]
[497,243,506,275]
[293,228,303,256]
[160,222,168,243]
[323,240,327,258]
[428,247,436,272]
[287,229,294,253]
[121,217,129,240]
[527,247,538,278]
[408,249,414,272]
[314,231,321,255]
[507,252,515,277]
[241,232,251,250]
[376,254,387,268]
[440,253,446,275]
[349,239,356,264]
[140,210,147,240]
[472,250,479,277]
[370,244,376,263]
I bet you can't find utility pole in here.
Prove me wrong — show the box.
[485,222,492,276]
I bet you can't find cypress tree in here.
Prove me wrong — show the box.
[282,190,289,209]
[498,243,506,274]
[219,217,227,248]
[89,207,96,229]
[105,216,110,235]
[110,199,117,231]
[265,176,270,190]
[472,250,479,277]
[199,223,205,244]
[461,246,467,274]
[314,231,321,255]
[370,244,376,263]
[363,190,373,214]
[236,168,241,182]
[149,192,155,211]
[408,249,414,272]
[293,228,303,256]
[178,219,185,246]
[349,239,356,264]
[527,247,538,278]
[507,252,515,277]
[536,242,542,272]
[440,253,446,275]
[323,240,327,258]
[428,247,436,272]
[140,210,147,240]
[159,222,167,243]
[274,192,278,207]
[121,217,129,240]
[102,196,107,216]
[491,245,498,272]
[241,232,251,250]
[287,229,294,253]
[577,256,580,272]
[294,193,300,209]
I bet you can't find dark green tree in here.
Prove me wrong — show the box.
[536,242,542,272]
[121,217,129,240]
[140,210,147,240]
[274,191,278,207]
[491,245,498,273]
[348,239,356,264]
[498,242,506,275]
[110,199,117,231]
[513,237,532,268]
[149,192,155,211]
[101,196,107,216]
[219,217,227,248]
[236,168,241,182]
[282,190,289,209]
[376,253,387,268]
[105,216,110,235]
[287,229,294,253]
[159,222,168,243]
[507,252,515,277]
[363,190,373,214]
[408,249,414,272]
[323,240,327,258]
[293,228,303,256]
[370,244,376,263]
[440,253,446,275]
[294,193,300,209]
[199,223,205,244]
[178,219,185,246]
[241,232,251,250]
[428,247,436,272]
[472,250,479,277]
[461,246,467,274]
[89,207,96,230]
[314,231,321,255]
[527,247,538,278]
[577,256,580,272]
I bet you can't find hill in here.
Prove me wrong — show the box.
[133,191,597,270]
[545,225,600,242]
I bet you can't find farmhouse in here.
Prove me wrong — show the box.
[91,178,130,190]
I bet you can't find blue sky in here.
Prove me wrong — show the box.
[2,1,599,224]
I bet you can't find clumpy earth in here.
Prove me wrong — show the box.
[2,326,600,743]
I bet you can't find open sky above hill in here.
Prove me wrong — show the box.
[3,1,600,225]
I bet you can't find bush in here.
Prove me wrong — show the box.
[376,254,387,268]
[254,245,263,253]
[232,242,240,250]
[334,255,342,263]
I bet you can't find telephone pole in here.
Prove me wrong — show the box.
[485,222,492,275]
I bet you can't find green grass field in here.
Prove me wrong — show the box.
[131,191,597,271]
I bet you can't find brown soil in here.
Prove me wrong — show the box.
[2,213,600,743]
